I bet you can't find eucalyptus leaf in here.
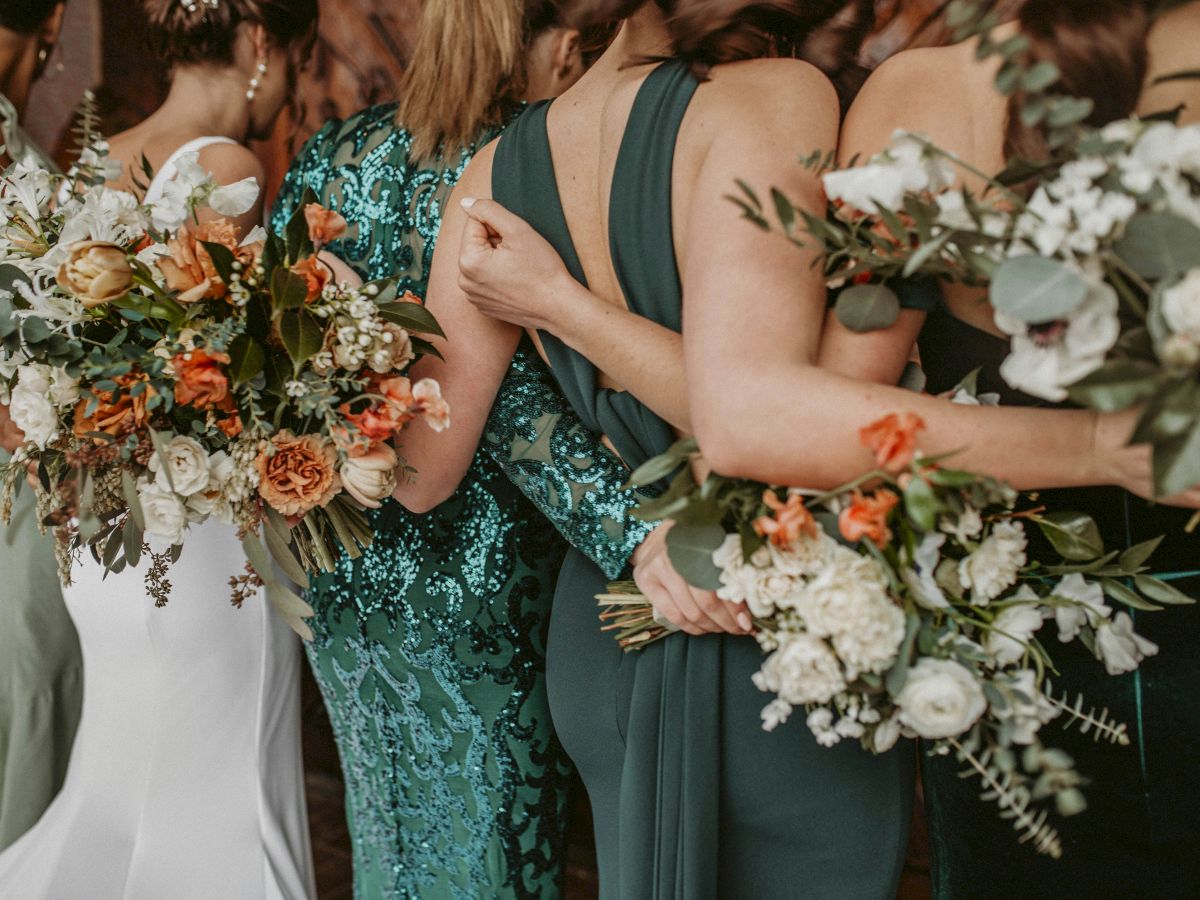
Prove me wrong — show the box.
[1020,61,1059,92]
[1102,577,1163,612]
[266,582,315,641]
[990,255,1089,324]
[835,283,901,333]
[1065,361,1162,412]
[241,532,273,580]
[1133,575,1196,606]
[123,517,143,568]
[771,188,796,233]
[665,523,727,590]
[1113,212,1200,280]
[1037,511,1104,561]
[121,470,145,530]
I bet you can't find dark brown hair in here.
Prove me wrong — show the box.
[0,0,63,34]
[1006,0,1152,159]
[561,0,866,80]
[141,0,318,68]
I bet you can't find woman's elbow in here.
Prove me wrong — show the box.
[391,478,453,515]
[690,405,764,480]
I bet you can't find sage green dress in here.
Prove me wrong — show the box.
[273,104,658,899]
[0,94,83,852]
[492,61,915,899]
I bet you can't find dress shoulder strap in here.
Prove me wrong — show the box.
[144,136,239,203]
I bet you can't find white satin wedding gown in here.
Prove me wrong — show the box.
[0,140,315,900]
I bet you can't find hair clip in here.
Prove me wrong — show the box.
[181,0,220,12]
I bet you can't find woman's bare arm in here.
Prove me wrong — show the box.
[390,143,525,512]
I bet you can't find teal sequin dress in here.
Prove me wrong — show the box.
[273,105,657,899]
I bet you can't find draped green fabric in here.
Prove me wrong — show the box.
[493,62,914,899]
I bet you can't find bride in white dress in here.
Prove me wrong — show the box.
[0,1,321,897]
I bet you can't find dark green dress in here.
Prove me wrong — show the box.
[493,62,915,899]
[917,304,1200,899]
[273,105,657,899]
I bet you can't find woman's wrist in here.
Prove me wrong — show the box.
[540,276,605,347]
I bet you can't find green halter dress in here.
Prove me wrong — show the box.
[492,61,915,899]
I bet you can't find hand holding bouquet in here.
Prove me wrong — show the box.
[600,412,1187,857]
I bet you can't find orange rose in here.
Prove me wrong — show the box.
[173,348,233,411]
[73,372,154,440]
[753,489,817,548]
[860,412,926,473]
[255,430,341,518]
[304,203,348,247]
[292,255,330,303]
[158,220,242,304]
[838,489,900,549]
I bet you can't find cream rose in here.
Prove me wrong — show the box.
[138,479,188,546]
[8,367,59,448]
[340,443,398,509]
[57,240,134,308]
[896,658,987,739]
[1162,267,1200,341]
[148,435,211,496]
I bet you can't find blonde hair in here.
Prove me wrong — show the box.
[396,0,531,158]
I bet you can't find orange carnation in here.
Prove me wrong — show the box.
[860,412,925,473]
[838,489,900,549]
[158,220,243,304]
[73,372,154,440]
[304,203,348,247]
[292,255,330,303]
[255,430,341,518]
[173,348,233,412]
[753,490,818,548]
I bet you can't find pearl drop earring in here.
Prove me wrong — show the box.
[246,59,268,102]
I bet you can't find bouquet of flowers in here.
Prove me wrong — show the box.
[730,0,1200,499]
[0,128,447,635]
[598,413,1187,857]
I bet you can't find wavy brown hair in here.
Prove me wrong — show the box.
[141,0,318,67]
[1005,0,1152,159]
[0,0,62,34]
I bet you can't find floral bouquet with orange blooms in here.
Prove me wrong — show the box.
[0,132,446,636]
[600,413,1185,858]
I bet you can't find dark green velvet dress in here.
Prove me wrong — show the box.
[917,302,1200,899]
[493,62,916,899]
[273,105,657,899]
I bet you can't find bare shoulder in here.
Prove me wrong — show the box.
[452,138,499,201]
[843,42,1004,173]
[1142,0,1200,123]
[700,58,839,127]
[196,141,265,187]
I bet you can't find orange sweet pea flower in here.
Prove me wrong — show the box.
[860,412,926,473]
[753,490,818,548]
[292,255,330,303]
[838,489,900,549]
[304,203,348,247]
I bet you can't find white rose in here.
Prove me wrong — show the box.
[138,480,188,546]
[1162,268,1200,342]
[1095,612,1159,676]
[992,670,1059,745]
[340,443,398,509]
[958,520,1027,604]
[8,366,59,448]
[984,597,1044,665]
[148,435,211,496]
[896,658,987,739]
[1052,573,1111,642]
[752,633,846,706]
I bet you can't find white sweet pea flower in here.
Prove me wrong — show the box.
[902,532,950,610]
[1095,612,1158,675]
[148,435,211,496]
[823,130,955,214]
[241,225,268,246]
[1052,573,1111,642]
[872,712,904,753]
[896,658,988,739]
[940,506,983,543]
[958,520,1027,604]
[1162,268,1200,342]
[137,479,189,546]
[209,177,261,217]
[996,276,1120,402]
[984,592,1044,665]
